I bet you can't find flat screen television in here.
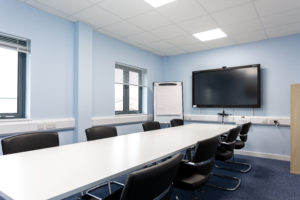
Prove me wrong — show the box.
[192,64,261,108]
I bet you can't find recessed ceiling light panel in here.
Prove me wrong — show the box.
[193,28,227,42]
[144,0,176,8]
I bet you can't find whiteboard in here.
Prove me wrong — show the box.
[153,82,183,123]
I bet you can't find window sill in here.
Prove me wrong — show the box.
[0,118,32,123]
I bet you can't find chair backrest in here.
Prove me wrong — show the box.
[1,132,59,155]
[192,136,220,175]
[170,119,184,127]
[120,153,182,200]
[239,122,251,142]
[225,126,241,143]
[85,126,117,141]
[142,121,160,132]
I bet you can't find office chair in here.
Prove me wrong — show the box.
[170,119,184,127]
[1,132,59,155]
[215,123,252,173]
[142,121,160,132]
[85,126,117,141]
[209,126,242,191]
[231,122,252,172]
[82,153,182,200]
[174,136,220,199]
[85,126,123,197]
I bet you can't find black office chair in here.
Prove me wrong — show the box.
[85,126,117,141]
[235,122,251,150]
[174,136,220,199]
[142,121,160,132]
[1,132,59,155]
[211,126,242,191]
[83,153,182,200]
[84,126,123,197]
[170,119,184,127]
[230,122,252,172]
[215,123,252,173]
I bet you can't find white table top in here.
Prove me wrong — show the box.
[0,123,235,200]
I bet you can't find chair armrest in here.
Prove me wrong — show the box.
[219,140,236,145]
[184,157,214,168]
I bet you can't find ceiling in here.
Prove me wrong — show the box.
[19,0,300,56]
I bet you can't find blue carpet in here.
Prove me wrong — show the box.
[1,155,299,200]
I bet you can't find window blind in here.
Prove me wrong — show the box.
[0,32,30,53]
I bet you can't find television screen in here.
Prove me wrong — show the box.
[192,64,261,108]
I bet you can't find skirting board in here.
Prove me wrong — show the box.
[92,114,153,126]
[235,150,290,161]
[0,118,75,136]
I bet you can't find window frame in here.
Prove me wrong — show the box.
[115,63,145,115]
[0,33,28,119]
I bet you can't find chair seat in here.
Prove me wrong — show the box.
[174,173,209,191]
[235,140,245,149]
[215,149,233,161]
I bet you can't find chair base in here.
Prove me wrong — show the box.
[85,181,124,200]
[206,173,241,191]
[215,160,252,173]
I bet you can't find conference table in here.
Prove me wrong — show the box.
[0,123,235,200]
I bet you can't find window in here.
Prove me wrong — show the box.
[0,33,29,119]
[115,63,146,114]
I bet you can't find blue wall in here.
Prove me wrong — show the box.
[92,32,163,117]
[163,35,300,156]
[163,35,300,116]
[0,0,163,146]
[0,0,75,145]
[1,0,298,157]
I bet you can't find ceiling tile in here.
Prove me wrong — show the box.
[197,0,251,13]
[212,3,258,26]
[178,15,218,34]
[26,0,68,18]
[181,43,208,52]
[124,32,161,44]
[204,37,236,49]
[221,18,264,35]
[101,21,144,37]
[160,47,187,56]
[266,22,300,38]
[166,34,200,46]
[142,40,176,50]
[157,0,206,22]
[18,0,300,55]
[118,37,143,47]
[233,30,267,44]
[99,0,153,19]
[254,0,300,17]
[89,0,105,3]
[128,11,172,31]
[35,0,93,15]
[151,25,186,40]
[96,28,123,39]
[73,5,121,28]
[261,8,300,29]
